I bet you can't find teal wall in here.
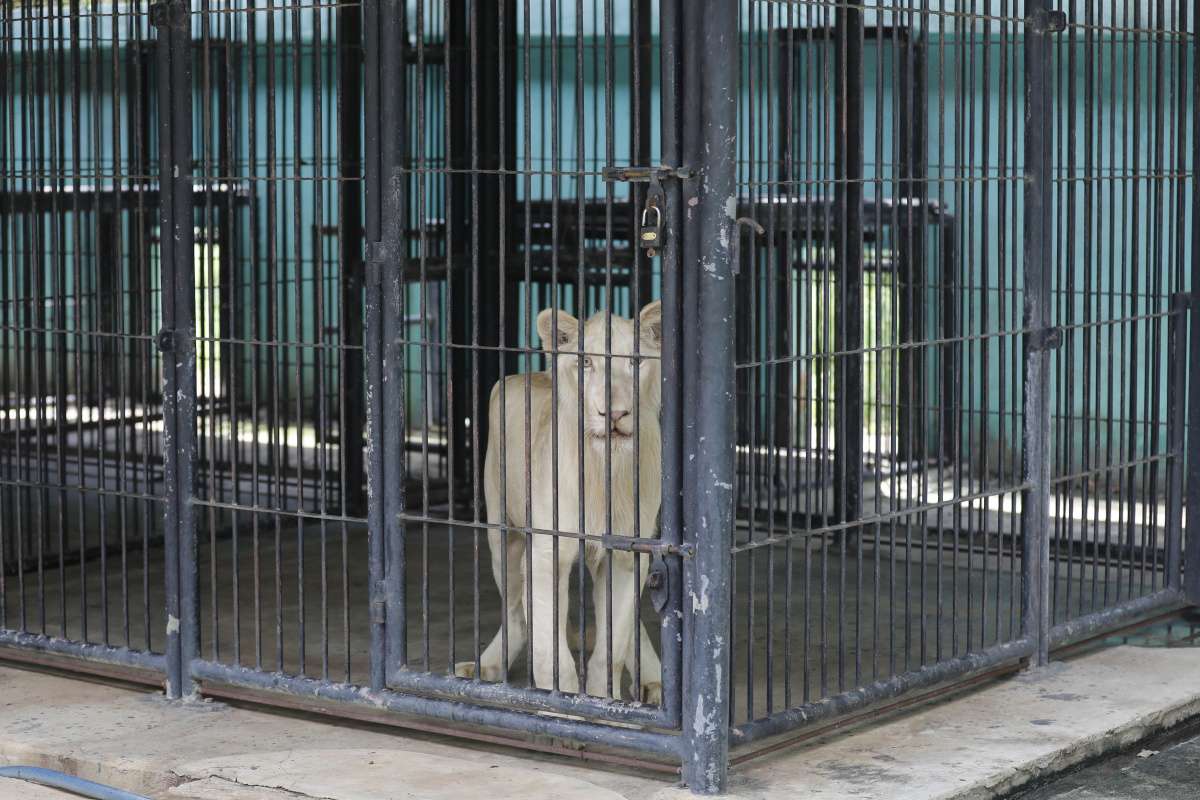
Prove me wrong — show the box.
[2,4,1191,485]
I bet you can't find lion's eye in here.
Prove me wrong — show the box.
[582,356,592,369]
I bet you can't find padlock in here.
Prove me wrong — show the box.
[639,202,663,257]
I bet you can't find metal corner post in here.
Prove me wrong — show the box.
[154,0,196,699]
[379,0,408,686]
[1186,0,1200,607]
[681,0,737,792]
[1021,0,1054,666]
[362,0,408,689]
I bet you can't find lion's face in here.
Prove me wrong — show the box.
[537,302,662,448]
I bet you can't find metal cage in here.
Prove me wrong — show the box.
[0,0,1196,794]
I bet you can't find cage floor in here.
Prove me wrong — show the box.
[3,502,1168,727]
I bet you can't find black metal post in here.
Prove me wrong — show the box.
[1186,0,1200,607]
[940,217,959,463]
[679,0,702,768]
[833,3,863,526]
[681,0,737,791]
[362,0,387,691]
[379,0,408,682]
[1164,294,1187,591]
[154,0,196,699]
[450,0,517,495]
[658,0,684,730]
[338,0,366,515]
[897,29,928,463]
[1021,0,1054,666]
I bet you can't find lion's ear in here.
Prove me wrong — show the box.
[638,300,662,350]
[537,308,579,350]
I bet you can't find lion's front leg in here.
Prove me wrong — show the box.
[586,551,643,700]
[528,501,580,694]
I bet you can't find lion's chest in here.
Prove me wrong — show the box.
[528,438,660,541]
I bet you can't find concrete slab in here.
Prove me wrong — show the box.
[171,749,631,800]
[1,644,1198,800]
[0,777,83,798]
[654,646,1200,800]
[0,665,665,800]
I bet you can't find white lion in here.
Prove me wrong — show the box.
[455,301,663,704]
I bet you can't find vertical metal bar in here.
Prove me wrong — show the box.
[833,0,863,691]
[363,0,386,692]
[1186,0,1200,606]
[339,0,366,518]
[658,0,683,730]
[1022,0,1053,667]
[382,0,406,683]
[681,0,736,791]
[155,0,196,698]
[1165,294,1187,591]
[679,0,702,736]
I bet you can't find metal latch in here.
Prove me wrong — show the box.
[602,165,693,184]
[647,556,669,614]
[370,580,387,624]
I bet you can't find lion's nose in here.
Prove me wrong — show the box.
[602,409,630,424]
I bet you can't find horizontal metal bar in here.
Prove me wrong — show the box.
[730,662,1020,769]
[601,165,694,183]
[384,665,673,727]
[733,481,1033,553]
[1048,589,1185,647]
[0,632,167,684]
[190,659,682,757]
[395,511,693,557]
[197,681,681,775]
[730,638,1036,746]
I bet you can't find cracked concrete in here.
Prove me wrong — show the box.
[1,644,1199,799]
[169,749,632,800]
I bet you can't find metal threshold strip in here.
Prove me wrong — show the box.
[194,675,683,776]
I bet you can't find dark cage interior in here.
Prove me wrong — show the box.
[0,0,1196,789]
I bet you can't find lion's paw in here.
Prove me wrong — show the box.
[640,681,663,706]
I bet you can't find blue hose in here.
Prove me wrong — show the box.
[0,766,151,800]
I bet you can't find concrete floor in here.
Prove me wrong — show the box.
[3,506,1161,720]
[2,637,1200,799]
